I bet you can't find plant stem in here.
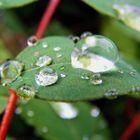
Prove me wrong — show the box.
[0,90,18,140]
[35,0,60,39]
[0,0,60,139]
[119,111,140,140]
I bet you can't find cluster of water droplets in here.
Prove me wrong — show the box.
[113,2,140,31]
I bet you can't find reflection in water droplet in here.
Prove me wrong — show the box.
[80,32,92,38]
[81,73,90,80]
[60,73,66,78]
[17,85,36,100]
[104,89,118,99]
[35,55,52,67]
[27,110,34,117]
[15,107,22,115]
[42,126,48,133]
[42,42,48,48]
[0,60,24,85]
[27,36,38,46]
[90,107,100,117]
[53,47,61,52]
[69,35,80,43]
[50,102,78,119]
[35,68,58,86]
[113,3,140,31]
[71,35,119,73]
[91,73,103,85]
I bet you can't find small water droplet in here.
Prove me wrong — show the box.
[42,42,48,48]
[0,60,24,85]
[90,107,100,117]
[71,35,119,73]
[50,102,78,119]
[53,47,61,52]
[82,136,89,140]
[69,35,80,43]
[113,3,140,31]
[81,73,90,80]
[91,73,103,85]
[34,51,40,57]
[35,55,52,67]
[131,86,140,93]
[80,31,92,38]
[35,68,58,86]
[27,110,34,117]
[60,73,66,78]
[56,53,62,58]
[15,107,22,115]
[27,36,38,46]
[104,89,118,99]
[130,71,136,77]
[41,126,48,133]
[17,85,36,100]
[118,69,124,74]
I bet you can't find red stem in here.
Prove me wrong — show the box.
[0,90,18,140]
[0,0,60,139]
[35,0,60,39]
[119,111,140,140]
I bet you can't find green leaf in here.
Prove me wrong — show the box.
[19,99,111,140]
[0,97,7,114]
[83,0,140,32]
[0,0,37,9]
[8,36,140,101]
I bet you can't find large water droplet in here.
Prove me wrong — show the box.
[27,36,38,46]
[90,107,100,117]
[17,85,36,100]
[104,89,118,99]
[0,60,24,85]
[35,68,58,86]
[35,55,52,67]
[71,35,119,73]
[80,32,92,38]
[50,102,78,119]
[90,73,103,85]
[113,3,140,31]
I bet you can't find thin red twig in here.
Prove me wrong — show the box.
[35,0,60,39]
[0,90,18,140]
[119,111,140,140]
[0,0,60,139]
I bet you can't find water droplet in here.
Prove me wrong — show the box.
[90,73,103,85]
[35,55,52,67]
[42,42,48,48]
[27,110,34,117]
[50,102,78,119]
[0,60,24,85]
[27,36,38,46]
[15,107,22,115]
[53,47,61,51]
[69,35,80,43]
[83,136,89,140]
[90,107,100,117]
[35,68,58,86]
[81,73,90,80]
[104,89,118,99]
[34,51,40,57]
[118,69,124,74]
[42,126,48,133]
[130,71,136,77]
[56,53,62,58]
[113,3,140,31]
[80,32,92,38]
[71,35,119,73]
[60,73,66,78]
[17,85,36,100]
[131,86,140,93]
